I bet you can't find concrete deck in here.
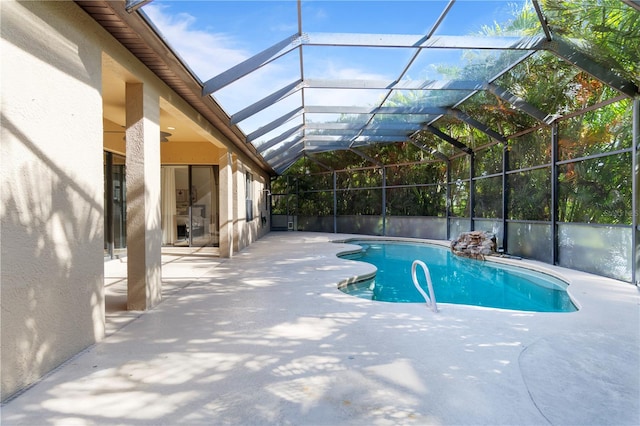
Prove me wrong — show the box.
[2,232,639,425]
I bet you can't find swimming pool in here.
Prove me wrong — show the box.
[338,240,577,312]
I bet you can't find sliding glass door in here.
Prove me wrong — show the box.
[104,151,127,258]
[161,165,219,247]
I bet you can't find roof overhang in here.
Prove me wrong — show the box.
[75,0,275,174]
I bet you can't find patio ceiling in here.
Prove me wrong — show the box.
[126,0,639,175]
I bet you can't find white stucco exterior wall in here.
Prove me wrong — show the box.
[1,0,105,400]
[219,153,269,257]
[0,0,272,401]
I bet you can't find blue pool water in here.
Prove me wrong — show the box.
[339,240,577,312]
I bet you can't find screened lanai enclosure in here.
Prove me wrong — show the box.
[132,0,639,283]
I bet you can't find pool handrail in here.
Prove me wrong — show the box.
[411,260,438,313]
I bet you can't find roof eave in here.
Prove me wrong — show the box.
[74,0,275,175]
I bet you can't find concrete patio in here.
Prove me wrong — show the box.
[2,232,639,425]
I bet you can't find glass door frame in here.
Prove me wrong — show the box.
[104,151,127,258]
[164,164,219,248]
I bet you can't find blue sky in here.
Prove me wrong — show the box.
[142,0,531,137]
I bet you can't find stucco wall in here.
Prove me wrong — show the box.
[1,1,106,401]
[218,153,270,257]
[233,158,269,253]
[0,0,272,400]
[161,141,225,165]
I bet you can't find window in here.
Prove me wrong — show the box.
[246,172,254,221]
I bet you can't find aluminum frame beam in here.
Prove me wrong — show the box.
[202,34,302,95]
[263,137,304,162]
[272,149,304,174]
[231,80,303,125]
[303,79,486,91]
[253,124,304,154]
[305,144,351,153]
[359,128,421,137]
[304,105,446,115]
[303,154,334,171]
[304,33,547,50]
[448,108,507,143]
[350,139,403,148]
[485,83,553,123]
[246,107,303,142]
[306,122,423,132]
[305,131,415,139]
[621,0,640,12]
[125,0,153,12]
[305,122,370,131]
[531,0,553,41]
[424,125,473,154]
[544,37,639,98]
[269,145,305,169]
[305,135,410,144]
[349,148,383,167]
[408,139,449,162]
[274,157,303,175]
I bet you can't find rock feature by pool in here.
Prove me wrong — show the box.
[451,231,497,260]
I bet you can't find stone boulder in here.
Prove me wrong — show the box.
[451,231,497,260]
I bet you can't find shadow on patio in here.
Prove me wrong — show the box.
[3,232,639,425]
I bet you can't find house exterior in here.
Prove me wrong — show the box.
[1,0,272,401]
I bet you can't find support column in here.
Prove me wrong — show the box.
[632,99,639,285]
[333,171,337,233]
[445,160,451,240]
[219,151,234,258]
[551,123,559,265]
[382,166,387,236]
[502,143,509,252]
[469,152,475,231]
[125,82,162,310]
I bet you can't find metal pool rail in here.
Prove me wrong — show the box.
[411,260,438,313]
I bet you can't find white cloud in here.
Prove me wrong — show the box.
[324,61,386,81]
[303,4,328,22]
[144,4,295,118]
[270,22,298,34]
[143,4,248,78]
